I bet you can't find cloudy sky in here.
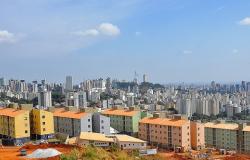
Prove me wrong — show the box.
[1,0,250,83]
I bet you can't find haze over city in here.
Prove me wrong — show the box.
[1,0,250,83]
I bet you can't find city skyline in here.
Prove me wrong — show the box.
[1,0,250,82]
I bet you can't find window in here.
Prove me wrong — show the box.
[42,122,46,125]
[101,120,104,123]
[24,117,28,120]
[88,119,90,122]
[88,125,91,128]
[25,130,28,133]
[42,115,45,119]
[43,128,46,131]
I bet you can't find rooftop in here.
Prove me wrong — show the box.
[243,126,250,132]
[139,117,189,127]
[204,122,239,130]
[114,135,145,143]
[78,132,114,142]
[0,107,28,117]
[102,108,139,117]
[53,108,88,119]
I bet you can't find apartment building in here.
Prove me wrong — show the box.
[30,109,54,140]
[92,112,110,134]
[241,124,250,153]
[0,108,30,145]
[102,107,142,135]
[204,122,250,153]
[190,121,205,150]
[138,115,191,152]
[204,122,238,151]
[53,108,92,137]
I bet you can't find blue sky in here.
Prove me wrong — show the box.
[0,0,250,83]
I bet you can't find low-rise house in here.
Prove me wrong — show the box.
[75,132,114,147]
[68,132,146,150]
[113,134,146,150]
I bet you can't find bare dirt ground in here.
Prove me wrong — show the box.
[0,144,78,160]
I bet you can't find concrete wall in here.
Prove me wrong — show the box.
[92,113,110,134]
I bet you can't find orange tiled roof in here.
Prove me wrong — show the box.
[0,108,28,117]
[102,109,139,117]
[204,122,239,130]
[139,117,189,127]
[53,108,88,119]
[243,126,250,132]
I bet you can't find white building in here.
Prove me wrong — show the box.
[65,76,73,92]
[38,89,52,107]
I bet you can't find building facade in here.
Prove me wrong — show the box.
[102,107,142,136]
[204,122,238,151]
[30,109,54,140]
[92,112,110,135]
[53,108,92,137]
[0,108,30,145]
[138,116,191,152]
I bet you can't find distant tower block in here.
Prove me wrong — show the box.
[65,76,73,92]
[143,74,148,83]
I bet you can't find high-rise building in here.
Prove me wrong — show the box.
[78,91,87,108]
[65,92,78,107]
[38,89,52,107]
[143,74,147,83]
[65,76,73,92]
[0,77,6,86]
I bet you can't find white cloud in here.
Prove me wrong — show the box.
[98,23,120,36]
[73,29,99,37]
[239,17,250,26]
[73,22,120,38]
[182,50,193,55]
[135,31,141,36]
[232,49,239,53]
[0,30,17,43]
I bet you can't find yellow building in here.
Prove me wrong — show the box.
[30,109,54,139]
[0,107,30,145]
